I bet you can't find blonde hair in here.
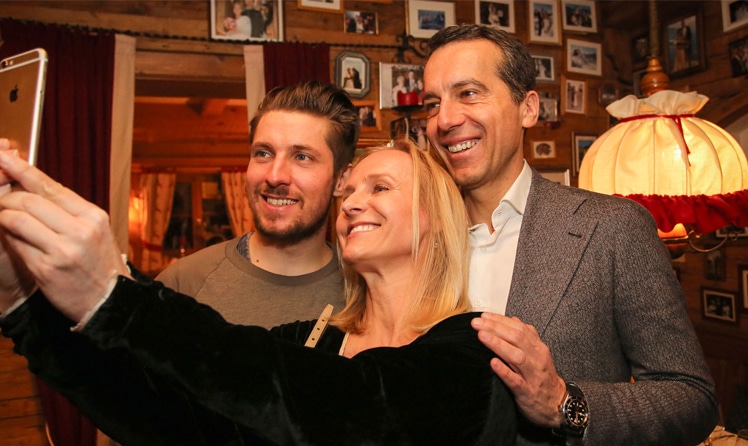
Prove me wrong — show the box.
[331,139,471,335]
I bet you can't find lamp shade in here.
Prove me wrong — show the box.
[579,90,748,233]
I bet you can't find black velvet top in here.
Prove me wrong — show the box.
[1,271,518,446]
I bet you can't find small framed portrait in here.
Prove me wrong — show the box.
[532,54,555,82]
[632,33,650,69]
[572,132,596,176]
[353,100,381,132]
[561,0,596,33]
[539,168,570,186]
[210,0,283,42]
[408,0,456,39]
[566,38,601,76]
[729,36,748,77]
[663,12,705,78]
[528,0,561,45]
[475,0,515,33]
[298,0,342,13]
[722,0,748,32]
[740,265,748,312]
[598,83,618,107]
[704,248,727,281]
[335,51,371,99]
[702,288,737,324]
[715,225,748,238]
[344,11,378,34]
[532,140,556,159]
[537,94,559,124]
[563,77,587,114]
[379,62,425,109]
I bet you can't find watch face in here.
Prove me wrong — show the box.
[565,397,590,428]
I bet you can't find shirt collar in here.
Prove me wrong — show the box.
[468,160,532,232]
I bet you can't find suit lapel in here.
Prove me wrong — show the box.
[505,170,597,336]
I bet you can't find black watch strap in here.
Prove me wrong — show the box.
[556,381,589,439]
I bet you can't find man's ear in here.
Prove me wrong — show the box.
[333,164,352,197]
[521,90,540,129]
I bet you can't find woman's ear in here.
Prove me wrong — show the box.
[333,164,352,197]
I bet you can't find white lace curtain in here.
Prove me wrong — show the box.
[139,172,176,273]
[221,169,255,237]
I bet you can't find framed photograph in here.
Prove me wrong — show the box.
[336,51,370,99]
[539,168,570,186]
[598,83,618,107]
[562,77,586,114]
[705,248,727,281]
[379,62,425,109]
[353,100,381,132]
[729,36,748,77]
[532,54,555,82]
[566,38,601,76]
[632,33,650,68]
[572,132,596,176]
[475,0,515,33]
[537,95,559,123]
[344,11,378,34]
[740,265,748,311]
[408,0,456,39]
[663,12,705,78]
[210,0,283,41]
[716,226,748,238]
[722,0,748,32]
[702,288,737,323]
[528,0,560,45]
[298,0,342,13]
[532,140,556,159]
[561,0,596,33]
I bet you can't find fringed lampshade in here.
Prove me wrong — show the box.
[578,90,748,239]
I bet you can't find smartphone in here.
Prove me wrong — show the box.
[0,48,48,166]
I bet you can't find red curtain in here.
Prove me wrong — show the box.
[262,42,330,91]
[0,18,115,446]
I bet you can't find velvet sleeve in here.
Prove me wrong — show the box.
[77,275,517,445]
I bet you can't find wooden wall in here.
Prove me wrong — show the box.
[1,0,748,442]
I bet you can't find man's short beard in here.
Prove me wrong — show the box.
[253,200,332,248]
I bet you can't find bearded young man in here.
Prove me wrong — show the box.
[156,82,358,327]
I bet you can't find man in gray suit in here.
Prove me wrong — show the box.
[422,25,719,445]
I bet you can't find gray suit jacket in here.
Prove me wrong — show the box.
[506,170,719,446]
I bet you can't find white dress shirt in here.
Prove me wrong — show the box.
[468,161,532,314]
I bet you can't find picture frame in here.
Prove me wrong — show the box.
[353,100,381,133]
[539,168,571,186]
[408,0,456,39]
[475,0,515,33]
[715,226,748,238]
[210,0,283,42]
[532,140,556,159]
[298,0,342,13]
[344,11,378,34]
[379,62,425,109]
[598,83,619,107]
[562,77,586,114]
[528,0,561,45]
[740,265,748,311]
[722,0,748,33]
[729,35,748,77]
[336,51,371,99]
[537,94,559,123]
[632,33,650,69]
[532,54,555,82]
[663,12,705,78]
[566,38,601,76]
[572,132,596,176]
[561,0,596,33]
[702,288,737,324]
[704,248,727,281]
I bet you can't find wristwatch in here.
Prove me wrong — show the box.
[557,381,590,438]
